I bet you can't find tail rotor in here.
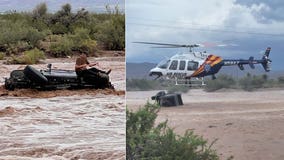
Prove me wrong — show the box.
[261,47,272,72]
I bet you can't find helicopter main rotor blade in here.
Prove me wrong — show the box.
[134,41,237,49]
[199,42,238,48]
[133,41,199,48]
[151,46,181,48]
[134,41,183,47]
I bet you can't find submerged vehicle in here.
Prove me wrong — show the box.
[4,64,114,90]
[151,91,183,107]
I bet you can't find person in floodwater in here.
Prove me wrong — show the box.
[75,53,111,84]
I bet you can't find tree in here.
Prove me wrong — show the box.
[50,3,73,33]
[62,3,71,15]
[32,2,47,19]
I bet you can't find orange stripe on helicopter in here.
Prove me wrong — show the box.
[211,56,222,66]
[191,55,222,77]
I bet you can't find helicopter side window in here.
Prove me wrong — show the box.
[179,60,186,70]
[169,60,178,70]
[187,61,198,70]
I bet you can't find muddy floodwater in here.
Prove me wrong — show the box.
[0,95,125,160]
[0,57,126,159]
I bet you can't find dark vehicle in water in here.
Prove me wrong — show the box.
[4,64,114,90]
[151,91,183,107]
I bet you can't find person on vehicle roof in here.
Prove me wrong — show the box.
[75,53,111,79]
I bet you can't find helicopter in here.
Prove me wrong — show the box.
[134,42,272,86]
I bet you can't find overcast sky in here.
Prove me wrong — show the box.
[126,0,284,70]
[0,0,124,13]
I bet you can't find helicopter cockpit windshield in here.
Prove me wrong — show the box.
[157,59,170,69]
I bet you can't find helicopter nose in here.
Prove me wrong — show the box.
[149,71,163,77]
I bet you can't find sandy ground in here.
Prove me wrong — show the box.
[127,89,284,160]
[0,57,126,160]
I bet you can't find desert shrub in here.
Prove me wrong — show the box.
[25,28,46,47]
[49,35,73,57]
[0,20,31,53]
[50,22,69,34]
[32,2,47,19]
[205,74,236,92]
[69,28,97,54]
[239,73,268,91]
[126,102,219,160]
[126,79,161,91]
[79,39,97,54]
[127,79,192,92]
[278,76,284,84]
[94,6,125,50]
[71,28,90,41]
[167,85,190,94]
[42,31,97,56]
[23,48,45,64]
[251,75,266,88]
[0,52,5,60]
[5,41,31,54]
[0,3,124,58]
[0,15,46,54]
[8,48,45,64]
[31,19,49,31]
[275,76,284,88]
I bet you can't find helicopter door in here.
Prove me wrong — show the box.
[187,61,199,70]
[167,60,187,79]
[176,60,187,78]
[186,61,199,77]
[167,60,177,78]
[179,60,186,70]
[169,60,178,70]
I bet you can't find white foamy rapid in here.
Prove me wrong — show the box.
[0,95,125,160]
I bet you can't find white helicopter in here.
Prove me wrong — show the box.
[134,42,272,86]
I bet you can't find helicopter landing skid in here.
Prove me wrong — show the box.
[174,77,206,87]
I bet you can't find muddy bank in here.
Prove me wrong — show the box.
[0,86,125,98]
[0,151,125,160]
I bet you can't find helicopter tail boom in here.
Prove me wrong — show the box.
[222,47,272,72]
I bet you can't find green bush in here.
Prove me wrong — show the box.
[5,41,31,55]
[278,76,284,84]
[24,48,45,64]
[32,2,47,19]
[93,6,125,50]
[0,52,5,60]
[0,3,124,58]
[49,35,73,57]
[205,74,236,92]
[127,79,191,92]
[167,85,190,94]
[127,102,219,160]
[126,79,162,91]
[239,73,268,91]
[69,28,97,54]
[8,48,45,64]
[26,28,46,47]
[79,39,97,54]
[50,22,69,34]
